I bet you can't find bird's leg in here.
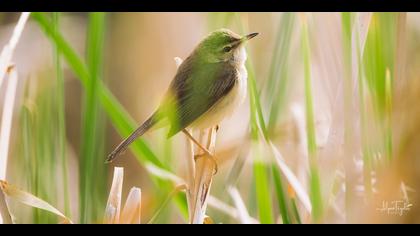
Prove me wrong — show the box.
[182,128,218,175]
[182,129,213,157]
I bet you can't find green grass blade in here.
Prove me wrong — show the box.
[247,61,269,140]
[385,68,393,162]
[231,13,268,140]
[302,16,323,222]
[355,14,373,201]
[271,165,290,224]
[253,143,274,224]
[52,12,71,219]
[266,13,295,135]
[31,13,89,88]
[290,198,302,224]
[79,12,107,223]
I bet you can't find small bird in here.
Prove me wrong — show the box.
[106,29,258,163]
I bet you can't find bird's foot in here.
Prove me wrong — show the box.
[194,153,218,175]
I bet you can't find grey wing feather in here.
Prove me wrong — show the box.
[165,58,237,137]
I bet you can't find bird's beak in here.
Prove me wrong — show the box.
[232,32,259,48]
[243,32,259,41]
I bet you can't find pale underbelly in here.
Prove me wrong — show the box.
[190,67,247,130]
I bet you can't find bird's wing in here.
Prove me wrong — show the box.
[165,59,237,137]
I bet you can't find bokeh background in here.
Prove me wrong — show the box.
[0,12,420,223]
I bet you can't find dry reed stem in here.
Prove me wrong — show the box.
[0,12,29,89]
[0,66,18,224]
[0,66,18,180]
[188,127,217,224]
[0,67,18,224]
[0,12,30,224]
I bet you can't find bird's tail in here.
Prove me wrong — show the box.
[106,114,157,163]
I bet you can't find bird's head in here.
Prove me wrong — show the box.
[194,28,258,63]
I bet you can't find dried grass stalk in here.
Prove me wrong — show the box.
[0,12,30,88]
[120,187,142,224]
[0,12,30,224]
[188,127,217,224]
[0,67,18,224]
[104,167,124,224]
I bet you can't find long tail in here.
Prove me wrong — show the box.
[106,115,157,163]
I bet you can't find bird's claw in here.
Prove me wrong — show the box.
[194,153,218,175]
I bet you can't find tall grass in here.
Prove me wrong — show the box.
[79,12,107,223]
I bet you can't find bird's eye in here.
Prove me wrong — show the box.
[223,46,232,53]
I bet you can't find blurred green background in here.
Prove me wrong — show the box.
[1,12,420,224]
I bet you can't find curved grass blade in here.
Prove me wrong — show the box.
[0,180,72,223]
[269,141,312,213]
[301,14,323,221]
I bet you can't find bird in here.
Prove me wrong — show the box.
[106,28,258,163]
